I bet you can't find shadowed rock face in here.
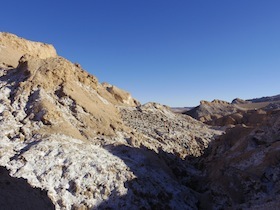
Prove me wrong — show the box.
[0,167,54,210]
[190,110,280,209]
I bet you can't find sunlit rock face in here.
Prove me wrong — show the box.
[0,32,57,68]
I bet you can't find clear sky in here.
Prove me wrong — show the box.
[1,0,280,107]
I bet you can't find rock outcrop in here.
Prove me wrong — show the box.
[184,99,238,124]
[0,32,57,68]
[232,97,250,104]
[101,82,140,106]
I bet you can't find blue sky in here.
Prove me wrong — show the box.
[1,0,280,106]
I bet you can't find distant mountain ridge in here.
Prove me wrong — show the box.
[247,94,280,103]
[183,94,280,125]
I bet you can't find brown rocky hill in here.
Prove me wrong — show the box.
[1,32,279,209]
[0,33,221,209]
[192,109,280,209]
[0,32,140,139]
[184,96,280,126]
[181,96,280,209]
[184,99,238,124]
